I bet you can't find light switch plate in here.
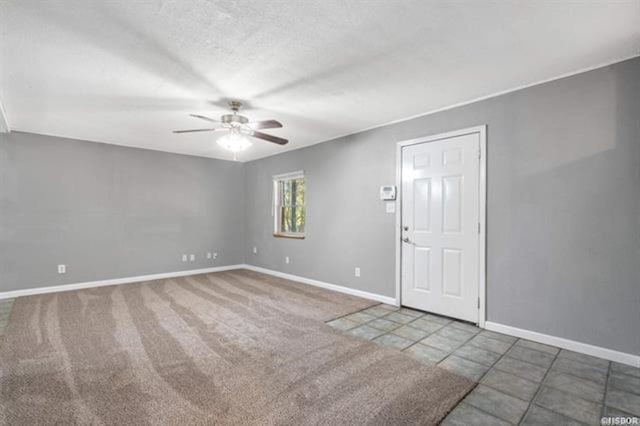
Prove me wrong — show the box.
[386,202,396,213]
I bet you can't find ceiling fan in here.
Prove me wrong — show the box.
[173,101,288,153]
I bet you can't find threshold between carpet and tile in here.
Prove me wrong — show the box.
[0,269,473,425]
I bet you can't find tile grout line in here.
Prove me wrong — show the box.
[443,337,523,424]
[523,348,611,389]
[337,306,460,349]
[389,315,473,351]
[326,302,389,323]
[473,337,519,382]
[326,303,410,330]
[332,306,417,334]
[517,345,562,425]
[431,327,487,366]
[374,315,450,348]
[353,308,483,355]
[399,324,448,354]
[515,349,614,423]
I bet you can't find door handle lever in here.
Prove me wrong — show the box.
[402,237,416,245]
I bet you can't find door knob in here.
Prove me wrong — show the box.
[403,226,409,231]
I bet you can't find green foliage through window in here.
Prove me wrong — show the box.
[277,177,305,234]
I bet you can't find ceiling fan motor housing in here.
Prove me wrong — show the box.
[228,100,243,111]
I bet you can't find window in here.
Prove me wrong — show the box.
[273,171,305,238]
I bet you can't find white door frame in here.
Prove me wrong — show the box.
[394,125,487,327]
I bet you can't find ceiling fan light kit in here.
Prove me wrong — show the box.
[217,129,252,152]
[173,101,288,154]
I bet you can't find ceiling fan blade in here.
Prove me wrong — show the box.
[189,114,220,124]
[248,120,283,130]
[173,128,226,133]
[248,130,288,145]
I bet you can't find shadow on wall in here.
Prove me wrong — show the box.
[512,68,618,177]
[500,63,640,355]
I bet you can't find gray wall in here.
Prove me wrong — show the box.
[0,132,245,292]
[1,58,638,356]
[244,57,640,356]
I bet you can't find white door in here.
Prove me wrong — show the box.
[401,131,481,323]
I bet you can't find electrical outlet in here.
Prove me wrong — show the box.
[285,256,290,264]
[58,264,66,274]
[253,246,257,254]
[355,267,361,277]
[189,254,195,262]
[182,254,187,262]
[213,252,218,259]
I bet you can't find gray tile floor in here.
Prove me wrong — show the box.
[327,304,640,425]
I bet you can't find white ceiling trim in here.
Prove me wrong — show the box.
[0,98,10,133]
[253,53,640,162]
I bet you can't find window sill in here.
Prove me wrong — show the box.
[273,233,306,240]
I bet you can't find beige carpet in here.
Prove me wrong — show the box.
[0,269,473,425]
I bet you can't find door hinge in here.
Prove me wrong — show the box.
[477,298,480,309]
[478,149,481,160]
[478,222,481,234]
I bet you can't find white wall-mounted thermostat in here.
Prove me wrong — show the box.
[380,185,396,200]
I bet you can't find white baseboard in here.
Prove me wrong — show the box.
[1,264,398,307]
[241,264,397,306]
[485,321,640,368]
[0,265,245,300]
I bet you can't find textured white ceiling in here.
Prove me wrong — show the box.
[1,0,639,161]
